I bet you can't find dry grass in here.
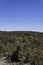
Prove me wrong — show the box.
[6,63,29,65]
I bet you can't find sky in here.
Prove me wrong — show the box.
[0,0,43,32]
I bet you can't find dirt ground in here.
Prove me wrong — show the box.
[0,57,30,65]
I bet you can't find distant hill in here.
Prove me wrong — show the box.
[0,31,43,64]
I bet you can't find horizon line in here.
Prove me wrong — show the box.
[0,30,43,33]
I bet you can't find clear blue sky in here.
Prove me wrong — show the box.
[0,0,43,32]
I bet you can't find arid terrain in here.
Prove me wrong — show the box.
[0,57,30,65]
[0,31,43,65]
